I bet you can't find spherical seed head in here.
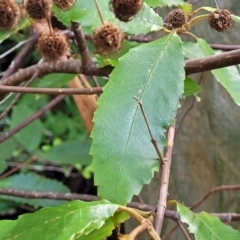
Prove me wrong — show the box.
[167,9,188,29]
[37,31,69,61]
[53,0,75,10]
[0,0,20,29]
[92,22,124,56]
[25,0,52,20]
[208,9,233,32]
[110,0,143,22]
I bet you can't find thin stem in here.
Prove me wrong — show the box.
[189,14,210,27]
[94,0,104,25]
[0,95,65,144]
[0,38,33,60]
[0,85,103,95]
[177,220,191,240]
[0,188,238,223]
[0,156,37,181]
[133,97,164,165]
[180,31,198,41]
[154,123,176,235]
[71,22,92,66]
[190,185,240,210]
[213,0,219,9]
[0,73,38,120]
[2,49,240,95]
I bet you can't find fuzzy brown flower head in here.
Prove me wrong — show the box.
[110,0,143,22]
[53,0,75,10]
[37,31,69,61]
[208,9,233,32]
[92,22,124,55]
[0,0,20,29]
[167,9,188,29]
[25,0,52,20]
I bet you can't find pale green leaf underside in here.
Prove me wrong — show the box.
[197,39,240,106]
[177,203,240,240]
[183,39,240,106]
[53,0,162,35]
[91,33,185,205]
[0,200,123,240]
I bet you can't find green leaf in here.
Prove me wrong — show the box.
[232,14,240,24]
[183,78,200,97]
[10,105,44,151]
[33,73,77,88]
[145,0,186,7]
[0,173,70,207]
[53,1,162,35]
[0,18,31,43]
[36,139,92,165]
[0,138,17,173]
[0,200,127,240]
[177,203,240,240]
[91,33,185,205]
[197,38,240,106]
[75,212,128,240]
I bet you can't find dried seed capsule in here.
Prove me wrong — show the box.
[37,31,69,61]
[53,0,75,10]
[92,22,124,55]
[167,9,188,29]
[0,0,20,29]
[25,0,52,20]
[110,0,143,22]
[208,9,233,32]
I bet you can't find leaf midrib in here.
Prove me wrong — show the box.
[115,33,174,202]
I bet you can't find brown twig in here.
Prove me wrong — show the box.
[162,225,178,240]
[0,73,38,119]
[163,184,240,239]
[2,49,240,93]
[154,123,176,235]
[0,95,65,144]
[190,185,240,210]
[1,38,37,81]
[0,156,37,181]
[0,85,103,95]
[71,22,92,66]
[177,220,191,240]
[0,188,239,224]
[134,97,164,165]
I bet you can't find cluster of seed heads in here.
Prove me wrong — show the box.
[92,0,144,55]
[208,9,233,32]
[0,0,20,29]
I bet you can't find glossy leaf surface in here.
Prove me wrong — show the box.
[53,0,162,35]
[91,33,185,205]
[0,200,125,240]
